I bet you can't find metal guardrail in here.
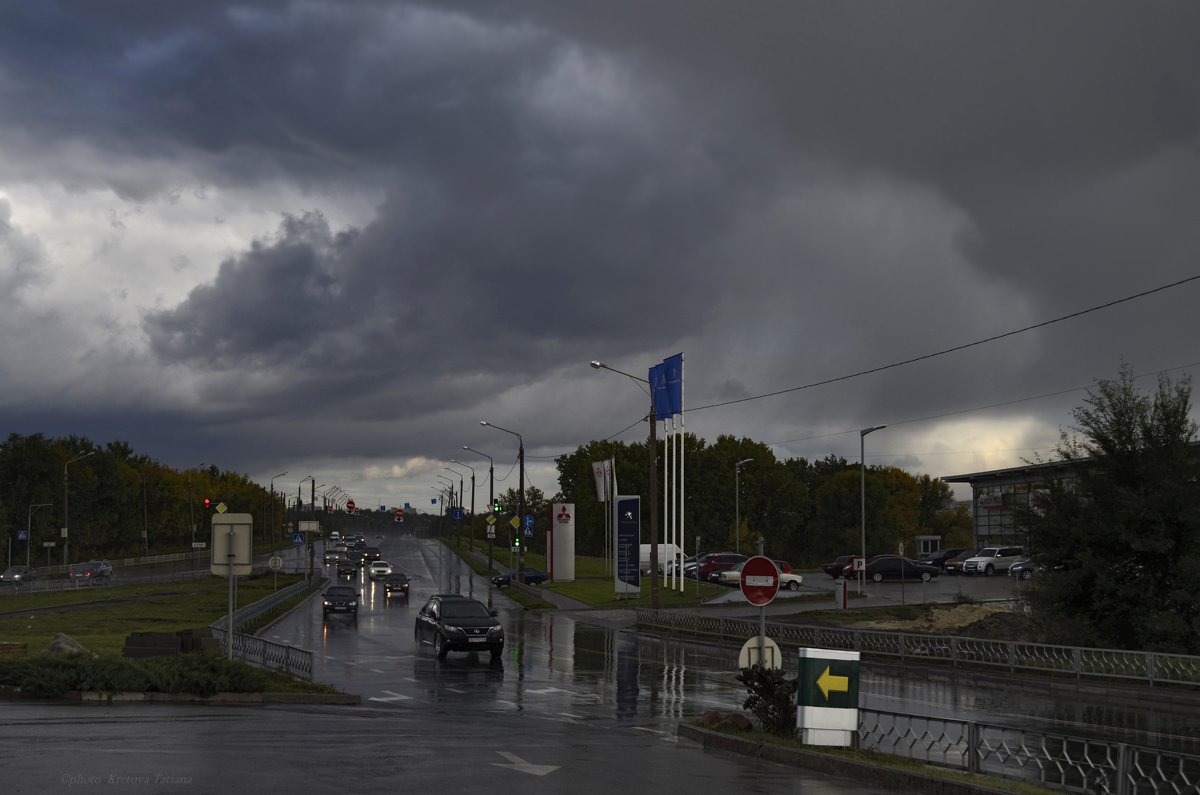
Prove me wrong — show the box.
[634,610,1200,688]
[209,576,324,681]
[860,708,1200,795]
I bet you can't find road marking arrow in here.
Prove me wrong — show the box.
[491,751,559,777]
[816,665,849,700]
[368,690,412,703]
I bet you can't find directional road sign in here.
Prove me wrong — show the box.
[523,514,535,529]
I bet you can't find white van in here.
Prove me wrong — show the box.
[640,543,683,574]
[328,531,341,543]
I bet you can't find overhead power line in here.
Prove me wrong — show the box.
[689,273,1200,413]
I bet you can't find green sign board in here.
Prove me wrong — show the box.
[797,655,860,710]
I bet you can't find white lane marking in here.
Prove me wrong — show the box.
[445,687,467,694]
[370,669,385,673]
[558,713,584,719]
[525,687,571,695]
[368,690,412,703]
[491,751,559,777]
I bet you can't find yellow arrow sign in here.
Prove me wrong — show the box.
[816,665,849,700]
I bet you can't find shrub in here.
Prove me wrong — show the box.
[736,664,797,738]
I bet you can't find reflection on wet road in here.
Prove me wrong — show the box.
[266,536,1200,754]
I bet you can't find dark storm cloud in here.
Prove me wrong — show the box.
[2,0,1199,488]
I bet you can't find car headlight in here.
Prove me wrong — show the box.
[488,626,504,640]
[323,600,332,606]
[442,625,466,636]
[348,601,357,607]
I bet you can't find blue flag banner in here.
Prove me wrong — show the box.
[650,363,671,419]
[663,352,683,417]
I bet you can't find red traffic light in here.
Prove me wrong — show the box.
[204,498,211,509]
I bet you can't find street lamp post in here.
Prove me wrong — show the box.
[481,421,525,576]
[26,503,52,568]
[734,458,754,555]
[449,460,475,550]
[64,450,96,566]
[860,425,887,595]
[589,360,659,609]
[463,446,494,571]
[269,471,287,548]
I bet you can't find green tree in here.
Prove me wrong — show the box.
[1023,366,1200,653]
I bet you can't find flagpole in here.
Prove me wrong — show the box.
[679,353,686,592]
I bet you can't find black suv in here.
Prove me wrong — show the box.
[322,585,360,616]
[414,595,504,659]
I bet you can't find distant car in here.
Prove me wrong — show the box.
[328,531,341,543]
[368,560,393,579]
[68,560,113,584]
[861,555,939,582]
[383,574,410,598]
[924,547,970,571]
[1008,555,1069,581]
[322,585,360,616]
[0,565,38,584]
[697,553,748,583]
[963,547,1025,576]
[822,555,856,578]
[491,569,550,587]
[942,549,979,576]
[323,550,341,564]
[778,571,805,591]
[414,595,504,659]
[360,546,382,562]
[336,557,359,578]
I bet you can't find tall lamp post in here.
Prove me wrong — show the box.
[860,425,887,595]
[480,420,525,576]
[269,471,287,548]
[443,467,464,512]
[463,446,494,571]
[734,458,754,554]
[64,450,96,566]
[25,503,52,568]
[589,360,659,609]
[449,460,475,550]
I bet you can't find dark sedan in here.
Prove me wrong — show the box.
[335,557,359,578]
[861,555,939,582]
[382,574,410,598]
[822,555,856,578]
[321,585,360,617]
[491,568,549,587]
[414,595,504,659]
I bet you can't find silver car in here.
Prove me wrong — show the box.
[1,565,38,584]
[963,547,1025,576]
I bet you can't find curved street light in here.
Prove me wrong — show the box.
[64,449,96,566]
[734,458,754,555]
[590,360,660,608]
[463,446,495,570]
[480,421,526,575]
[860,425,887,595]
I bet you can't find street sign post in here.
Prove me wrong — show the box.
[740,555,780,606]
[796,647,860,746]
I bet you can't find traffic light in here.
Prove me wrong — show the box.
[203,498,211,510]
[513,535,521,549]
[492,499,503,513]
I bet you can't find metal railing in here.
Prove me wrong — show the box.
[634,610,1200,688]
[860,708,1200,795]
[209,575,323,681]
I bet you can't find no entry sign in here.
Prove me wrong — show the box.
[740,555,780,606]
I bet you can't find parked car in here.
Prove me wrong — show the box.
[942,549,979,576]
[963,547,1025,576]
[1008,554,1069,581]
[491,568,550,587]
[0,565,38,584]
[368,560,393,579]
[68,559,113,584]
[924,547,970,571]
[822,555,857,578]
[698,553,748,583]
[382,573,410,598]
[321,585,360,617]
[861,555,939,582]
[414,594,504,659]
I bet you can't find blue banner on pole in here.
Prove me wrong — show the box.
[615,496,641,592]
[649,363,671,419]
[663,352,683,417]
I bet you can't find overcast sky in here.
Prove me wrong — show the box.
[2,1,1198,512]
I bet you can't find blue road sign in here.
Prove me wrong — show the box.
[17,529,28,541]
[453,508,464,520]
[292,533,304,545]
[523,514,535,528]
[524,527,533,537]
[404,502,411,509]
